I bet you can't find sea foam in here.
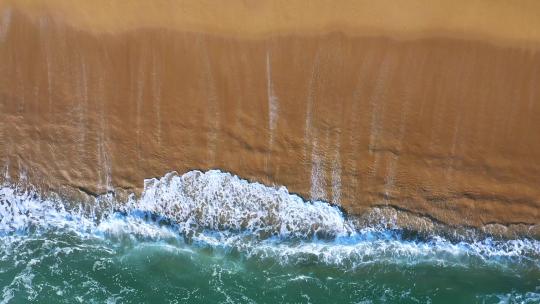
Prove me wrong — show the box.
[0,170,539,271]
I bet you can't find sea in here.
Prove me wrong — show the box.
[0,170,538,303]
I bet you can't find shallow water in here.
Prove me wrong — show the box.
[0,170,539,303]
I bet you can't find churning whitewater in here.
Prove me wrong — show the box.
[0,170,539,303]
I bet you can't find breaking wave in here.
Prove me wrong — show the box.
[1,169,539,268]
[0,169,539,303]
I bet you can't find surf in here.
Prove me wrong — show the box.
[0,170,539,303]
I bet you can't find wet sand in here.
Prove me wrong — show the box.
[1,1,539,235]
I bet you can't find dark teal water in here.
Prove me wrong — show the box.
[1,170,539,303]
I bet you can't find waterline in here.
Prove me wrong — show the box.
[0,170,539,303]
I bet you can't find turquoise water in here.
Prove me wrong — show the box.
[1,170,539,303]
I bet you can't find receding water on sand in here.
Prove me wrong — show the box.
[0,170,539,303]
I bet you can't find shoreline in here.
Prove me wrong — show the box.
[2,170,538,240]
[1,1,539,237]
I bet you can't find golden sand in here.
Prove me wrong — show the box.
[1,1,539,234]
[2,0,540,47]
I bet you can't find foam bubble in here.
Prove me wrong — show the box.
[0,170,539,271]
[130,170,354,240]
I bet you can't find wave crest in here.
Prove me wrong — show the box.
[131,170,355,239]
[0,169,539,271]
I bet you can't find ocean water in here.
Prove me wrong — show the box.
[0,170,539,303]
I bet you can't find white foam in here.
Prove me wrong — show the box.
[0,170,539,271]
[0,187,91,234]
[132,170,352,239]
[492,292,540,304]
